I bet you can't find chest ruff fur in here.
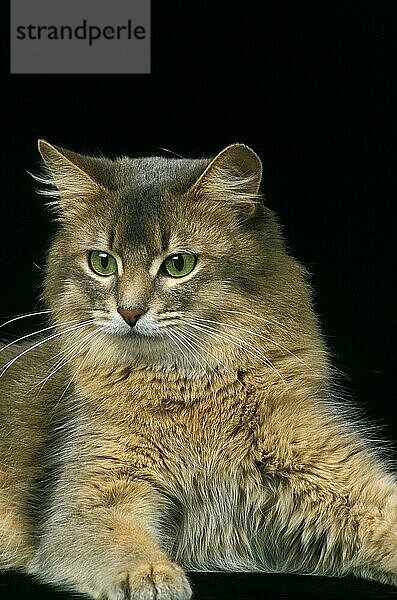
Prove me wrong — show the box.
[67,366,274,571]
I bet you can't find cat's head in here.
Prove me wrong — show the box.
[37,141,312,375]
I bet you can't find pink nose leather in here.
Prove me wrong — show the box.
[117,307,145,327]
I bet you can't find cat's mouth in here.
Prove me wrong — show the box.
[132,318,163,337]
[100,310,165,338]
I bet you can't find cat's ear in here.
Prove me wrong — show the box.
[36,140,105,214]
[191,143,263,219]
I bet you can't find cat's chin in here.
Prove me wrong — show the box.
[95,330,215,376]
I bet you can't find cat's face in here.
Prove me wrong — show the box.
[39,142,302,374]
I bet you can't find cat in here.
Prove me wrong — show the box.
[0,140,396,600]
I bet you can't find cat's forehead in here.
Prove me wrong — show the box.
[117,156,209,192]
[111,191,169,259]
[107,157,211,259]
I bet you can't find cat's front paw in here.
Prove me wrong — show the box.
[104,562,192,600]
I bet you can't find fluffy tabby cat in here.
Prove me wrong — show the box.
[0,141,396,599]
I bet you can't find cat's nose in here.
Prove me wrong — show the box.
[117,306,146,327]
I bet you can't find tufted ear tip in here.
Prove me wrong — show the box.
[37,138,49,151]
[191,143,263,220]
[219,143,262,189]
[37,139,66,164]
[34,141,105,217]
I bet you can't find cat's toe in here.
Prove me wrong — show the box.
[106,562,192,600]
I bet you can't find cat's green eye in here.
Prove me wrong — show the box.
[162,253,197,278]
[89,251,118,277]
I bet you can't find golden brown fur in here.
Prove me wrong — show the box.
[0,141,396,599]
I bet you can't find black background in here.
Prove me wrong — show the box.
[1,1,396,599]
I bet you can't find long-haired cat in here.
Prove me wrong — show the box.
[0,141,396,599]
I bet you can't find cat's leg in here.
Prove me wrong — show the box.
[0,504,32,570]
[350,489,397,586]
[0,473,35,570]
[258,456,397,586]
[27,476,191,600]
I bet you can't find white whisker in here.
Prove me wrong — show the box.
[31,329,99,395]
[165,329,198,374]
[189,319,285,382]
[220,308,288,332]
[172,328,218,377]
[0,321,95,379]
[180,323,234,376]
[0,310,51,329]
[0,320,82,355]
[56,330,104,405]
[195,316,312,373]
